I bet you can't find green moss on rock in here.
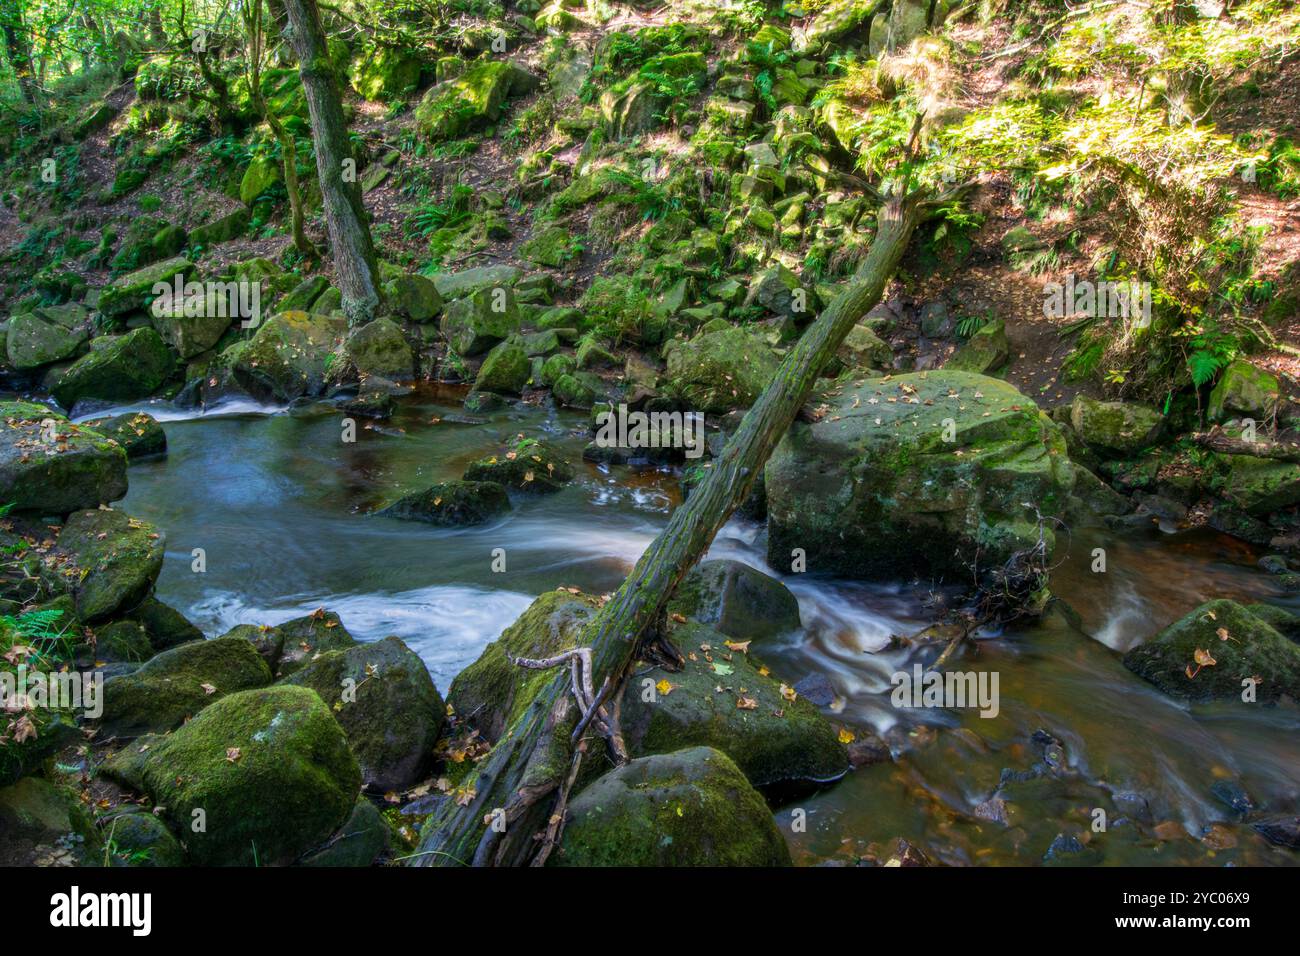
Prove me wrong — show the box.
[98,635,272,736]
[282,635,446,792]
[555,747,791,866]
[1123,599,1300,704]
[0,401,128,514]
[103,685,360,866]
[379,480,511,526]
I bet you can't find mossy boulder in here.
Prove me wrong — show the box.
[1068,395,1163,457]
[440,287,520,356]
[84,411,167,460]
[188,208,251,249]
[53,508,165,623]
[947,319,1010,374]
[239,156,282,205]
[282,635,446,792]
[104,809,186,866]
[300,797,388,866]
[229,310,346,402]
[667,559,801,642]
[664,327,780,413]
[379,480,510,526]
[90,619,154,663]
[415,60,539,141]
[834,323,893,371]
[552,370,602,408]
[132,596,204,652]
[344,317,413,381]
[598,81,663,139]
[432,264,522,300]
[98,256,193,317]
[520,226,577,268]
[1123,599,1300,704]
[1222,454,1300,516]
[349,43,422,100]
[473,339,531,394]
[463,438,575,492]
[227,610,359,679]
[98,635,272,736]
[276,275,331,312]
[6,312,88,370]
[384,273,443,322]
[0,401,128,514]
[622,622,847,788]
[0,777,102,866]
[744,264,810,320]
[448,589,601,741]
[50,328,177,410]
[766,371,1076,583]
[1207,360,1280,423]
[103,685,360,865]
[556,747,791,866]
[108,216,184,274]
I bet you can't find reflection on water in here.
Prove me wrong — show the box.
[113,388,1300,866]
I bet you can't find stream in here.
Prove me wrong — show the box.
[80,388,1300,867]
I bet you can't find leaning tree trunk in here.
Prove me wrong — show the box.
[413,192,931,868]
[280,0,382,326]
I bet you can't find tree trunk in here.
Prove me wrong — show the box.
[280,0,382,326]
[245,0,315,257]
[412,193,930,868]
[3,22,37,104]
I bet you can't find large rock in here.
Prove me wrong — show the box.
[379,480,510,526]
[98,256,193,317]
[798,0,877,50]
[98,635,272,736]
[439,287,520,356]
[282,635,446,792]
[350,43,422,100]
[1068,395,1163,457]
[226,609,359,679]
[1123,599,1300,704]
[102,685,360,865]
[415,60,538,141]
[1208,360,1280,423]
[462,438,574,492]
[50,328,176,409]
[766,372,1075,582]
[345,317,413,381]
[621,622,848,789]
[0,777,101,866]
[947,319,1010,374]
[6,312,88,370]
[666,559,801,642]
[228,310,346,402]
[52,508,165,622]
[0,401,127,514]
[448,590,601,741]
[431,264,521,301]
[1221,454,1300,516]
[385,273,443,322]
[473,339,530,394]
[84,411,166,460]
[556,747,791,866]
[150,296,234,360]
[664,327,780,413]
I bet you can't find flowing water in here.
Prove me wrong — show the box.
[80,389,1300,866]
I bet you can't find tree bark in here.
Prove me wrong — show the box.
[412,192,931,868]
[244,0,315,257]
[3,19,37,104]
[280,0,382,326]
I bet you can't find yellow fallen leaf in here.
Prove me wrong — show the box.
[724,640,751,654]
[838,727,855,744]
[656,679,674,696]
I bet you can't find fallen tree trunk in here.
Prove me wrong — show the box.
[1192,429,1300,464]
[413,189,948,867]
